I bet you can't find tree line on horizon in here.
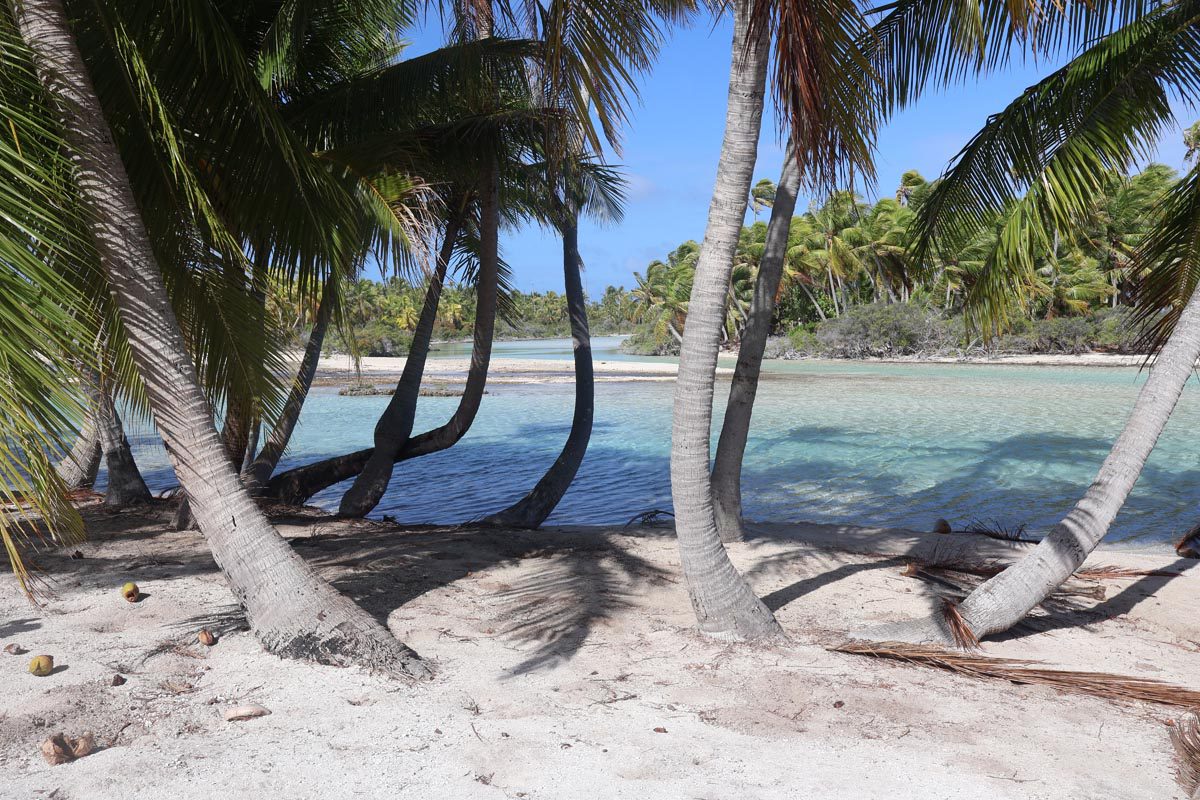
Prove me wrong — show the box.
[3,0,1200,682]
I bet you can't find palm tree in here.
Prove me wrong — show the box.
[337,201,469,517]
[96,379,151,509]
[481,158,626,528]
[668,0,784,638]
[858,0,1200,644]
[13,0,429,676]
[245,276,336,490]
[711,138,801,542]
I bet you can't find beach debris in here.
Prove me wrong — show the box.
[1170,714,1200,797]
[625,509,675,528]
[833,641,1200,708]
[964,518,1034,542]
[71,550,83,559]
[4,642,26,655]
[40,732,95,765]
[197,629,217,647]
[111,674,127,686]
[940,599,981,650]
[28,655,54,676]
[653,727,668,734]
[1176,524,1200,559]
[932,519,952,534]
[833,700,845,709]
[223,704,271,722]
[121,581,140,602]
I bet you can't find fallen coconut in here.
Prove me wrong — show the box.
[223,704,270,722]
[121,581,140,602]
[198,629,216,647]
[40,732,95,765]
[4,643,25,655]
[28,654,53,676]
[933,518,952,534]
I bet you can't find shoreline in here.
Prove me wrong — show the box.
[308,349,1153,387]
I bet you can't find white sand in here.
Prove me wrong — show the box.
[308,350,1153,389]
[313,352,720,384]
[2,503,1195,799]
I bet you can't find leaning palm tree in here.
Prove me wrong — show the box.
[856,0,1200,644]
[13,0,428,676]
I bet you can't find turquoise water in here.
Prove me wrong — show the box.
[118,343,1200,548]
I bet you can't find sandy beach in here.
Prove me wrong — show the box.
[3,500,1196,799]
[309,349,1151,389]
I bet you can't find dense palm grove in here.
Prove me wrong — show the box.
[624,163,1179,356]
[3,0,1200,682]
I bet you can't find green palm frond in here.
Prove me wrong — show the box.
[911,0,1200,333]
[0,10,92,592]
[1128,162,1200,351]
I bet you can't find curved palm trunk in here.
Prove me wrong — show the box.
[17,0,427,677]
[55,370,102,490]
[267,175,498,509]
[712,139,800,542]
[245,277,334,490]
[669,0,782,640]
[860,280,1200,645]
[338,214,461,517]
[479,215,592,528]
[55,422,101,490]
[97,384,150,508]
[797,280,827,321]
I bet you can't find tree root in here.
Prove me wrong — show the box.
[260,621,432,681]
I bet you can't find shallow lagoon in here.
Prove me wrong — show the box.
[121,337,1199,548]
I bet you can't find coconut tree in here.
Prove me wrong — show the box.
[669,0,1149,639]
[856,0,1200,644]
[12,0,430,676]
[711,138,801,542]
[96,379,151,509]
[480,157,625,528]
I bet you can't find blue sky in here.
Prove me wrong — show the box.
[403,14,1192,297]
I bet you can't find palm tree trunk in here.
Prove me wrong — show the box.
[15,0,427,677]
[97,383,150,508]
[479,214,592,528]
[669,0,782,640]
[858,279,1200,645]
[266,177,498,509]
[827,267,840,316]
[712,139,800,543]
[797,280,827,321]
[55,370,101,490]
[338,212,462,517]
[244,277,335,490]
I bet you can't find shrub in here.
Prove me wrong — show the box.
[801,303,958,358]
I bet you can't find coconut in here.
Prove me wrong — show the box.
[28,654,53,676]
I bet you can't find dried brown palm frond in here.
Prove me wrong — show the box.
[940,600,980,650]
[1171,714,1200,797]
[833,641,1200,709]
[1075,565,1184,581]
